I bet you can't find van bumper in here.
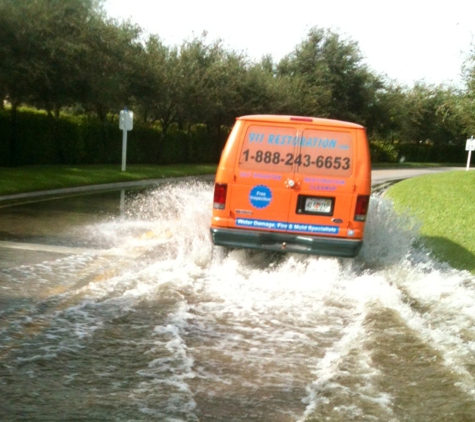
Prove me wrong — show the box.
[210,228,363,258]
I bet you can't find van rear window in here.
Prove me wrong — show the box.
[238,125,295,173]
[238,125,353,177]
[296,129,353,177]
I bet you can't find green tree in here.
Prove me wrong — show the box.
[0,0,107,111]
[129,35,182,162]
[133,36,179,133]
[459,44,475,137]
[0,0,105,164]
[234,58,278,115]
[277,27,379,125]
[174,35,251,154]
[401,83,463,147]
[75,16,143,121]
[365,81,409,141]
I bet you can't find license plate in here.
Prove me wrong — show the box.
[305,197,332,214]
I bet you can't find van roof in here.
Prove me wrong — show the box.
[237,115,364,129]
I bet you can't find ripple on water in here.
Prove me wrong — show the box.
[1,182,475,421]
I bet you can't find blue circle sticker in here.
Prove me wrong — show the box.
[249,185,272,209]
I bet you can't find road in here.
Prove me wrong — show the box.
[1,167,474,421]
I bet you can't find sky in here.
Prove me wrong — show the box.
[104,0,475,87]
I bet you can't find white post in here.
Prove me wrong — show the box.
[119,108,133,172]
[121,128,127,171]
[466,136,474,171]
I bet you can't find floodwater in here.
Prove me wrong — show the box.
[1,181,475,421]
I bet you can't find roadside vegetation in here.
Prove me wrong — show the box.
[385,170,475,274]
[0,164,216,196]
[1,0,475,167]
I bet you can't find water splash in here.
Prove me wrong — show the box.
[3,181,475,421]
[355,196,421,269]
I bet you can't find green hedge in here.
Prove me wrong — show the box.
[369,140,467,164]
[0,109,224,166]
[0,110,11,166]
[396,143,466,163]
[1,109,467,166]
[370,141,398,163]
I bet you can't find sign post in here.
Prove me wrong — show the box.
[119,108,133,171]
[465,136,475,171]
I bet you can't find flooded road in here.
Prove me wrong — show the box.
[1,176,475,421]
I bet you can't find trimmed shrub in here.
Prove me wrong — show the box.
[397,143,466,163]
[0,110,11,166]
[0,109,222,166]
[370,141,398,163]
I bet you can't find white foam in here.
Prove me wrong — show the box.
[134,301,198,420]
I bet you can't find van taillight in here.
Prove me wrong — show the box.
[354,195,370,221]
[213,183,227,210]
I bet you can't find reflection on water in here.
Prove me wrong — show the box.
[0,188,146,250]
[1,181,475,421]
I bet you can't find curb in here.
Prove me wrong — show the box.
[0,174,216,203]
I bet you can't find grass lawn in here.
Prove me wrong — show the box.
[385,170,475,273]
[0,164,217,196]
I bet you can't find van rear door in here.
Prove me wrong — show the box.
[288,126,355,238]
[228,123,297,232]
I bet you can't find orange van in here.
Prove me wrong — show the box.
[210,115,371,257]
